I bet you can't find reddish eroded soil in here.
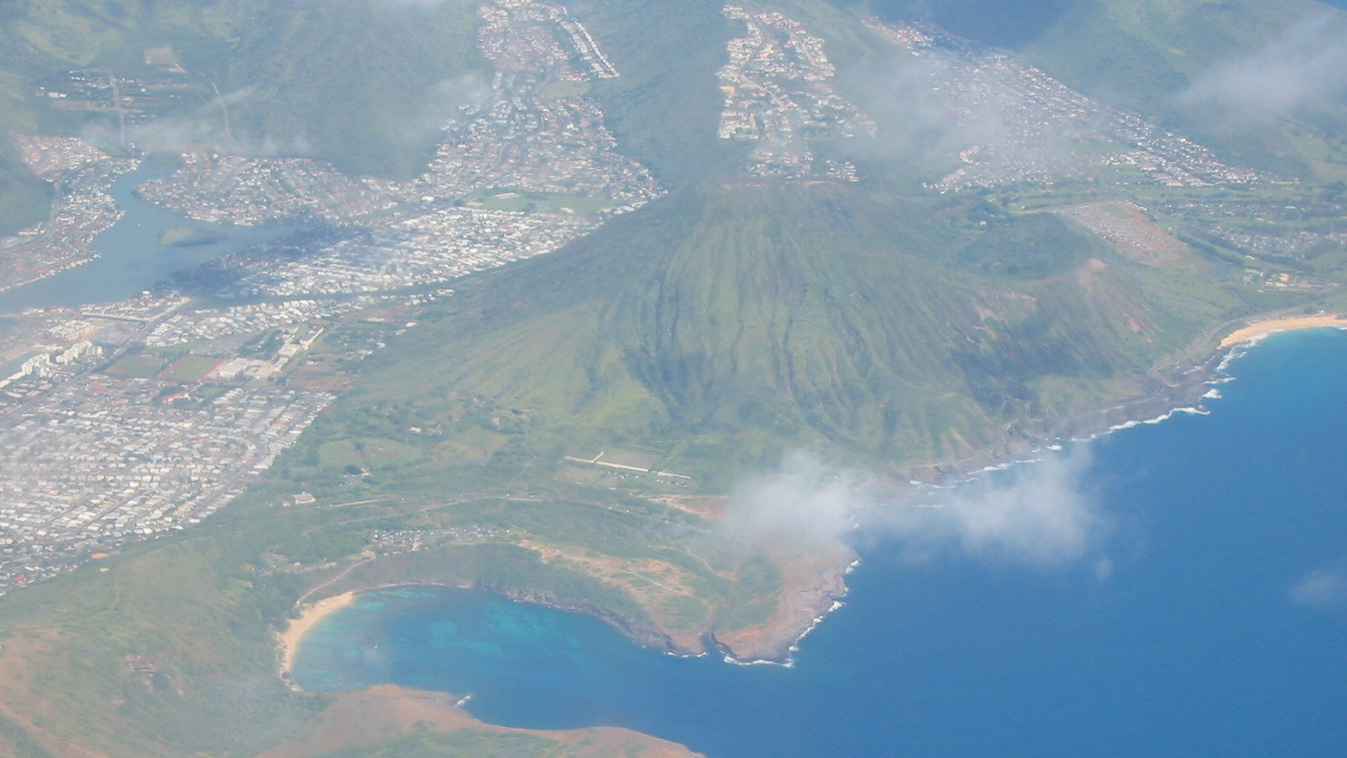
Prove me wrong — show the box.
[255,684,702,758]
[712,539,855,661]
[0,629,116,758]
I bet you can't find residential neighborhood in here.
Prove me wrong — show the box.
[0,0,655,590]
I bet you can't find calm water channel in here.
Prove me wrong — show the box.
[0,165,296,312]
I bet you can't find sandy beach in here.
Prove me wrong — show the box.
[1219,314,1347,348]
[279,591,356,679]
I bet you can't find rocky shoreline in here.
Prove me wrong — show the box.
[906,348,1222,483]
[279,369,1208,671]
[282,318,1347,674]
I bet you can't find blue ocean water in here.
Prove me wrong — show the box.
[294,328,1347,758]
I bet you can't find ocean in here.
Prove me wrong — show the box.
[293,328,1347,757]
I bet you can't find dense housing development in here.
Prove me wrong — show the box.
[0,0,654,589]
[718,6,873,179]
[867,20,1270,191]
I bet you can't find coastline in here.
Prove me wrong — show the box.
[278,590,356,682]
[907,315,1347,484]
[0,252,99,295]
[254,683,703,758]
[276,317,1347,680]
[1218,314,1347,348]
[280,565,851,685]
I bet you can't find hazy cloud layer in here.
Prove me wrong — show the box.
[878,450,1106,567]
[837,46,1078,182]
[838,55,966,174]
[1179,11,1347,124]
[722,448,1108,570]
[120,70,486,162]
[120,86,320,157]
[373,0,447,7]
[720,451,862,545]
[399,73,491,142]
[1290,560,1347,609]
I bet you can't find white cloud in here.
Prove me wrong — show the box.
[399,73,491,140]
[721,447,1108,571]
[1178,11,1347,124]
[875,449,1108,568]
[1290,562,1347,609]
[720,451,862,545]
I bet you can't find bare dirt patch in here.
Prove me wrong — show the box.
[1057,202,1188,267]
[255,684,700,758]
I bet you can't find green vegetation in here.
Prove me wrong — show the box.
[567,0,741,186]
[857,0,1347,182]
[956,212,1104,279]
[467,188,613,214]
[160,355,219,382]
[318,437,423,471]
[1023,0,1312,105]
[104,353,165,378]
[0,495,321,758]
[541,80,592,99]
[0,139,49,236]
[241,328,286,360]
[157,226,225,247]
[0,0,489,214]
[0,472,781,757]
[0,713,56,758]
[306,731,553,758]
[227,0,489,179]
[336,179,1258,484]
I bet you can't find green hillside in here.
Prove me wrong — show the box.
[567,0,740,186]
[1,0,1344,218]
[0,0,737,224]
[0,138,49,236]
[225,0,487,178]
[0,0,488,207]
[863,0,1320,94]
[323,181,1247,485]
[1023,0,1318,103]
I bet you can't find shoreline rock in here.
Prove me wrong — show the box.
[283,331,1325,673]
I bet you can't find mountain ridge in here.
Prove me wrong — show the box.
[338,179,1251,485]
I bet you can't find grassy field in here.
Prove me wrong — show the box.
[541,80,591,99]
[318,437,424,470]
[468,188,613,214]
[104,353,166,378]
[161,355,222,382]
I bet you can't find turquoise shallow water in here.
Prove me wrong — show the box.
[294,328,1347,757]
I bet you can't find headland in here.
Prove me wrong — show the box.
[254,683,702,758]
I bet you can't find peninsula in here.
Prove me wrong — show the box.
[0,0,1345,757]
